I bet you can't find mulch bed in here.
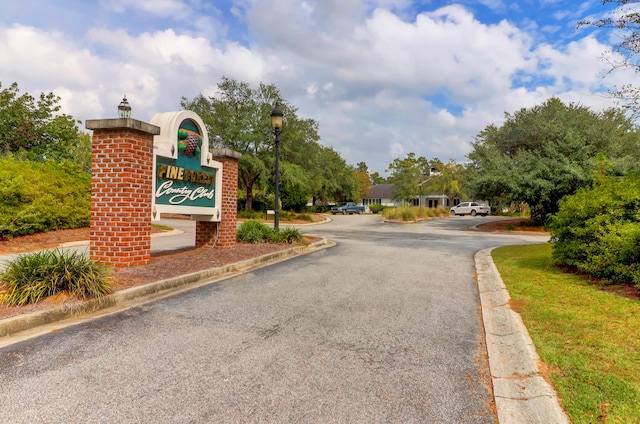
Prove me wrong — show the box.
[0,227,317,320]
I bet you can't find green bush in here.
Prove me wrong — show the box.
[236,220,273,243]
[270,227,303,244]
[550,175,640,287]
[295,213,314,222]
[0,157,90,239]
[369,204,386,214]
[236,220,303,244]
[401,208,417,222]
[305,205,332,213]
[0,249,111,306]
[280,210,296,222]
[237,210,264,220]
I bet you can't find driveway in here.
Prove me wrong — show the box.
[0,215,548,423]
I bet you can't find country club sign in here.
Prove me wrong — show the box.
[150,111,222,221]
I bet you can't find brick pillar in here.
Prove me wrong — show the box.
[195,148,242,249]
[86,118,160,267]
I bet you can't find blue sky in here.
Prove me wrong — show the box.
[0,0,632,175]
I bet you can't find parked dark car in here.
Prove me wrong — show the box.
[331,202,365,215]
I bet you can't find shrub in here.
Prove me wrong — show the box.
[236,220,273,243]
[270,227,303,244]
[0,249,111,306]
[237,210,264,220]
[305,205,332,213]
[280,210,296,222]
[437,206,452,217]
[295,213,314,222]
[382,206,450,221]
[550,175,640,287]
[401,208,416,222]
[369,204,386,214]
[236,220,304,244]
[0,157,90,239]
[382,207,400,220]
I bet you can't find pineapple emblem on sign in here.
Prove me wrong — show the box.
[178,127,202,157]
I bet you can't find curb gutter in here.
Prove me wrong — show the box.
[475,248,570,424]
[0,238,334,343]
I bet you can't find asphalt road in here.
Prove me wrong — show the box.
[0,215,548,423]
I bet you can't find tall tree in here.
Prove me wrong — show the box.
[423,159,466,207]
[308,146,358,204]
[182,78,274,210]
[467,97,640,223]
[579,1,640,116]
[0,82,90,171]
[370,171,387,185]
[354,161,372,201]
[386,153,430,203]
[182,77,356,210]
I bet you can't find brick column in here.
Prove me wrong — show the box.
[86,118,160,267]
[195,148,242,249]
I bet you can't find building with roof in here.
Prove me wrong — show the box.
[362,184,457,212]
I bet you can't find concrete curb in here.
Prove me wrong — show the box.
[475,248,570,424]
[58,229,185,249]
[0,238,334,342]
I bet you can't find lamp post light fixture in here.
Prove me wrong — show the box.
[270,102,284,231]
[118,95,131,118]
[213,134,223,149]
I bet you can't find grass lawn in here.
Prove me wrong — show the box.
[492,244,640,424]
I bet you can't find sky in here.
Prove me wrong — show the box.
[0,0,634,175]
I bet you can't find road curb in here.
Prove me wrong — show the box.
[0,238,334,342]
[475,248,570,424]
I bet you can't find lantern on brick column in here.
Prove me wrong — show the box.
[213,134,223,149]
[118,95,131,118]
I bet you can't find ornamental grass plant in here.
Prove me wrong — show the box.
[0,249,111,306]
[382,206,450,221]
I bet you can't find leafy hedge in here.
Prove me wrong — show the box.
[236,220,303,244]
[0,157,90,239]
[369,204,386,214]
[550,175,640,287]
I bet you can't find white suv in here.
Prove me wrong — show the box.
[450,202,491,217]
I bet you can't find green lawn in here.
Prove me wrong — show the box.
[492,244,640,424]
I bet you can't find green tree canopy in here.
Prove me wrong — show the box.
[423,159,466,206]
[370,171,387,185]
[181,77,357,211]
[467,97,640,222]
[0,82,90,172]
[386,153,430,202]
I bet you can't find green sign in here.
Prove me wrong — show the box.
[154,119,217,208]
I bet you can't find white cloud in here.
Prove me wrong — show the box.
[0,0,630,175]
[100,0,191,18]
[0,25,95,87]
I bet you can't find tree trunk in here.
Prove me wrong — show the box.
[244,184,253,211]
[242,172,261,211]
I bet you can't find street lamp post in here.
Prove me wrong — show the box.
[270,103,283,231]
